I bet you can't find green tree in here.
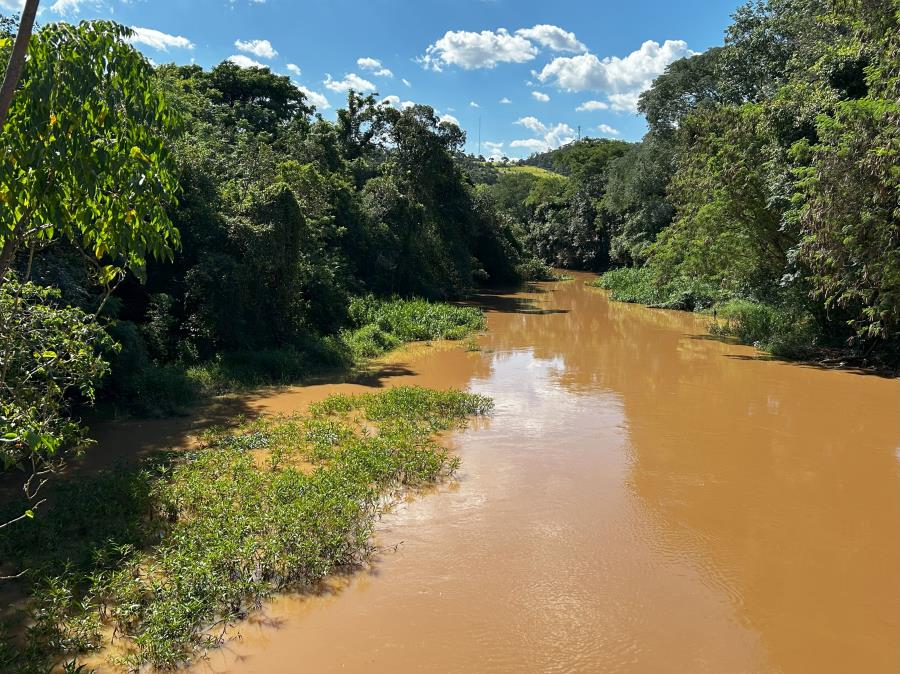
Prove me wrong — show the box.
[0,21,180,284]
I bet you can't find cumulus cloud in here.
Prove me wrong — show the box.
[420,24,588,71]
[511,116,576,153]
[470,101,480,108]
[296,84,330,110]
[0,0,25,10]
[499,97,512,104]
[576,100,609,112]
[531,91,550,102]
[234,38,277,59]
[227,54,267,69]
[381,95,415,110]
[439,113,460,126]
[597,124,620,136]
[357,57,393,77]
[515,25,586,53]
[483,141,505,160]
[420,28,538,71]
[537,39,693,112]
[129,27,194,51]
[50,0,101,15]
[286,63,302,75]
[323,72,376,93]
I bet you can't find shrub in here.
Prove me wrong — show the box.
[710,299,819,358]
[344,296,484,359]
[592,267,720,310]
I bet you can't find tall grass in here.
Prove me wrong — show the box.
[0,387,492,672]
[590,267,720,311]
[342,296,485,361]
[709,299,818,358]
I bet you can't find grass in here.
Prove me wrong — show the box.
[496,165,566,180]
[708,299,818,358]
[593,268,822,360]
[590,267,721,311]
[111,297,485,417]
[342,296,485,361]
[0,386,493,672]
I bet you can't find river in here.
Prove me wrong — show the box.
[172,272,900,674]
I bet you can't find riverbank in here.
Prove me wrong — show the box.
[0,297,492,672]
[0,386,492,672]
[591,269,900,376]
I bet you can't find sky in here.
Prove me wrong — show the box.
[1,0,744,158]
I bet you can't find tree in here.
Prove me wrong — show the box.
[0,21,181,284]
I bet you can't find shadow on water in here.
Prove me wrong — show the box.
[470,289,570,316]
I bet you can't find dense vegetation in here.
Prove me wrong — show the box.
[587,0,900,363]
[0,386,492,671]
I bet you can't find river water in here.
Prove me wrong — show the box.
[183,274,899,674]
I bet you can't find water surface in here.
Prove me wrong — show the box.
[188,274,900,674]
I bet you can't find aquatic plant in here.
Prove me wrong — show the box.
[0,386,492,671]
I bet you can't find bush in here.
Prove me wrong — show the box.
[592,267,720,310]
[515,257,558,282]
[344,296,485,359]
[710,299,819,358]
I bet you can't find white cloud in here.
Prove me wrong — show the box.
[607,91,642,112]
[234,38,277,59]
[357,57,393,77]
[381,95,415,110]
[509,138,548,152]
[420,28,538,71]
[516,116,547,135]
[286,63,302,76]
[576,100,609,112]
[515,25,586,53]
[597,124,620,136]
[295,84,330,110]
[50,0,100,15]
[227,54,267,69]
[483,141,505,160]
[511,116,576,153]
[470,101,480,108]
[357,57,381,69]
[537,39,693,112]
[323,72,376,93]
[531,91,550,102]
[402,78,412,87]
[499,97,512,104]
[0,0,25,10]
[128,27,194,51]
[439,113,460,126]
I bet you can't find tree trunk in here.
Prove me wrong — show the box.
[0,0,40,133]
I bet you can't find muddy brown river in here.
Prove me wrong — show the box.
[169,273,899,674]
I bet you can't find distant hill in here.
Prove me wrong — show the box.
[520,138,632,180]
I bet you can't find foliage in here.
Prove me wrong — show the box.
[596,0,900,362]
[710,299,818,357]
[0,280,113,480]
[592,266,721,310]
[0,21,180,283]
[343,296,485,360]
[0,387,492,671]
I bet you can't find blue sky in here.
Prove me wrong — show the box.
[4,0,743,157]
